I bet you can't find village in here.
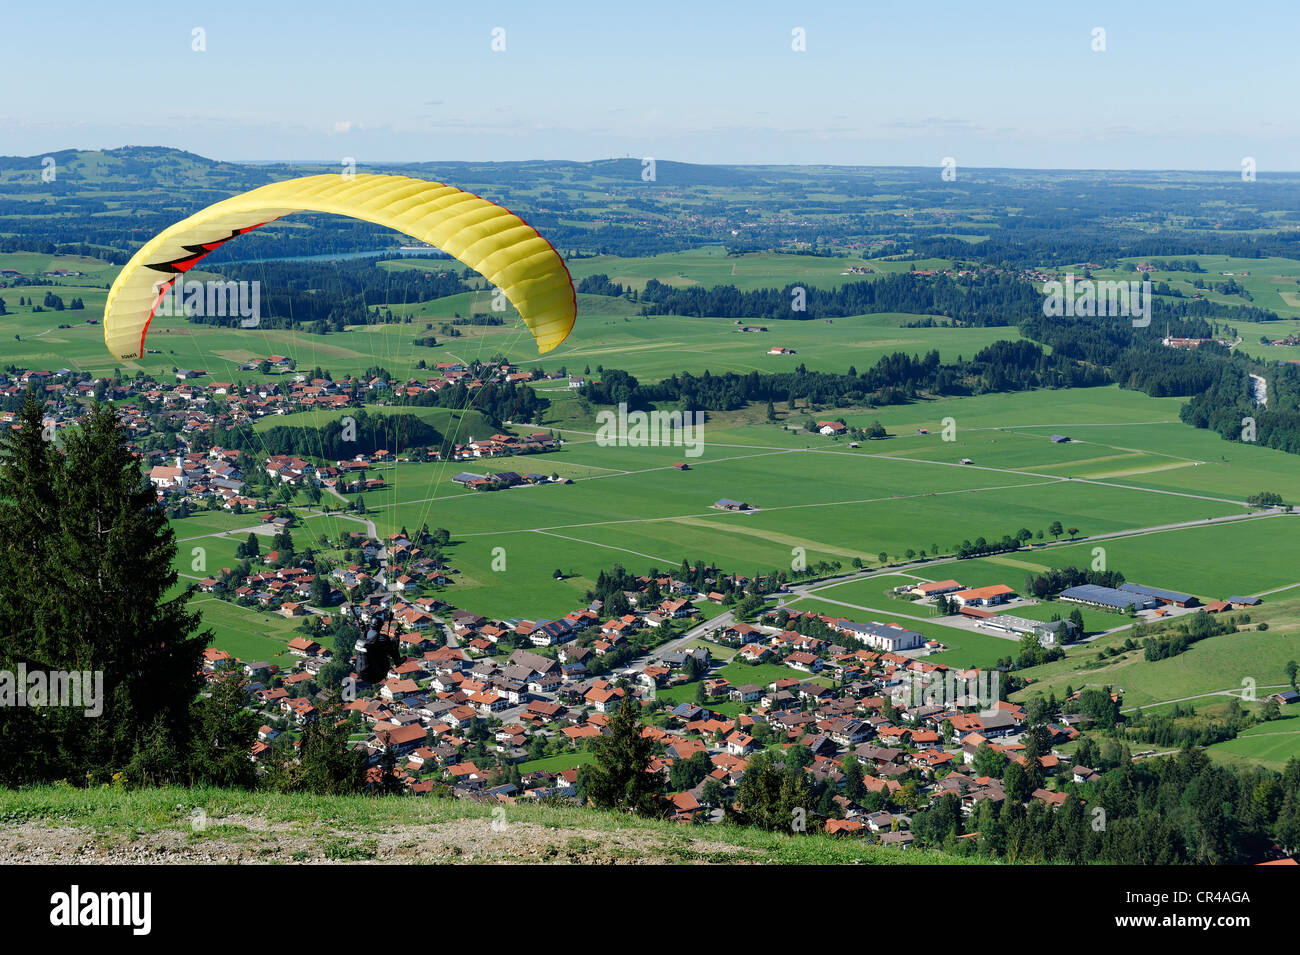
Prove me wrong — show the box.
[0,353,567,515]
[1,352,563,459]
[197,562,1057,844]
[185,511,1274,846]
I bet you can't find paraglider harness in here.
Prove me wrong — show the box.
[351,604,401,687]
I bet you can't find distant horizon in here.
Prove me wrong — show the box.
[10,146,1300,177]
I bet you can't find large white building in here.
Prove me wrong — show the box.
[834,619,924,652]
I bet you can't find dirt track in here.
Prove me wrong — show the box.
[0,814,755,864]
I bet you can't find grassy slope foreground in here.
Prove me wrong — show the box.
[0,786,976,866]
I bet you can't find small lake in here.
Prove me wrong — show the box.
[216,248,451,265]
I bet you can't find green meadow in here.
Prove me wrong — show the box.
[190,598,302,667]
[1207,714,1300,772]
[166,385,1300,650]
[1087,254,1300,321]
[955,515,1300,600]
[517,752,596,773]
[559,246,954,292]
[1,246,1011,385]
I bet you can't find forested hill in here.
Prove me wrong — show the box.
[7,146,1300,263]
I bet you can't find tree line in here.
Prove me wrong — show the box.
[638,271,1046,326]
[222,410,443,460]
[582,342,1107,414]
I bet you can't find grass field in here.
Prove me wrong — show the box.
[1,289,1020,385]
[190,598,303,666]
[1207,713,1300,771]
[163,383,1300,662]
[1085,254,1300,320]
[954,516,1300,600]
[517,752,596,773]
[656,660,822,713]
[799,575,944,618]
[561,246,953,293]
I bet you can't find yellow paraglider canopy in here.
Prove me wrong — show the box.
[102,173,576,359]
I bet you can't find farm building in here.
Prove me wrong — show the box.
[1060,584,1158,611]
[1228,595,1262,609]
[976,614,1077,647]
[1119,582,1199,608]
[713,498,751,511]
[952,584,1015,608]
[913,579,963,598]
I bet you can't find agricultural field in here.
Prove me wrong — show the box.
[170,382,1300,651]
[954,516,1300,600]
[1092,255,1300,320]
[797,574,938,618]
[656,660,819,714]
[558,246,956,292]
[2,246,1014,385]
[1207,714,1300,772]
[516,752,596,774]
[188,597,303,667]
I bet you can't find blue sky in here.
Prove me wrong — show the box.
[4,0,1298,169]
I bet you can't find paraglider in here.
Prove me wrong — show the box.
[352,605,400,687]
[101,174,576,360]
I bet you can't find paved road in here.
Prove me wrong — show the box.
[1120,684,1293,714]
[644,608,738,664]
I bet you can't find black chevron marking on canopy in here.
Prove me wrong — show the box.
[144,226,253,274]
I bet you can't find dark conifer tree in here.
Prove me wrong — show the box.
[582,697,664,815]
